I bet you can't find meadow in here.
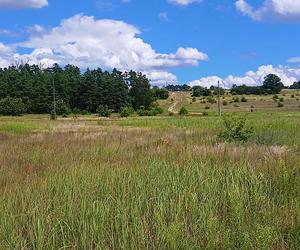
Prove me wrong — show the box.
[0,96,300,249]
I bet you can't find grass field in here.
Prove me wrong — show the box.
[162,90,300,114]
[0,102,300,248]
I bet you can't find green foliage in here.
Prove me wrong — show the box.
[120,106,134,117]
[223,100,228,106]
[241,96,247,102]
[262,74,284,94]
[53,99,71,116]
[128,71,154,110]
[192,97,196,102]
[192,86,211,97]
[279,97,284,102]
[179,107,188,116]
[277,102,284,108]
[97,105,112,117]
[152,87,169,100]
[137,103,163,117]
[207,96,216,104]
[0,64,158,115]
[219,114,254,143]
[233,97,240,103]
[289,81,300,89]
[0,97,26,116]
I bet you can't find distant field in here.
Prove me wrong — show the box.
[160,90,300,114]
[0,110,300,248]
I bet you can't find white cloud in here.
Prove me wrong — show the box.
[158,12,170,22]
[0,0,48,9]
[3,14,207,84]
[236,0,300,21]
[189,76,223,88]
[288,57,300,63]
[168,0,202,6]
[189,65,300,88]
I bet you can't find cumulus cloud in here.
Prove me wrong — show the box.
[189,65,300,88]
[236,0,300,21]
[168,0,202,6]
[0,14,208,85]
[0,0,48,9]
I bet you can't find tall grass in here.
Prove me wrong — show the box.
[0,113,300,249]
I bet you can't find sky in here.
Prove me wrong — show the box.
[0,0,300,87]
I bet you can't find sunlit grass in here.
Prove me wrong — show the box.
[0,112,300,248]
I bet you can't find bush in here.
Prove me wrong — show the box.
[120,106,134,117]
[192,97,196,102]
[279,97,284,102]
[150,102,164,115]
[203,111,209,116]
[0,97,26,116]
[277,102,284,108]
[97,105,112,117]
[233,97,240,103]
[219,114,254,143]
[241,96,247,102]
[207,96,216,104]
[273,95,279,100]
[223,100,228,106]
[54,99,71,116]
[137,104,163,117]
[179,107,189,116]
[204,105,210,110]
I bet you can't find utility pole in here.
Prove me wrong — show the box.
[52,75,57,120]
[217,80,221,116]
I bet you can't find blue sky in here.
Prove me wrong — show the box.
[0,0,300,87]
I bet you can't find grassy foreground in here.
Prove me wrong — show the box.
[0,113,300,249]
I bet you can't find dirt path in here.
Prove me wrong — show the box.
[168,91,203,116]
[168,92,185,114]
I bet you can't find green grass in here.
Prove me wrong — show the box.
[0,112,300,249]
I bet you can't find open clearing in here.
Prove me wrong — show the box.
[161,90,300,114]
[0,109,300,249]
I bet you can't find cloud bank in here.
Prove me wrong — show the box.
[236,0,300,21]
[189,65,300,88]
[0,14,208,85]
[0,0,48,9]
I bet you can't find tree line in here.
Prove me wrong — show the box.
[187,74,288,97]
[0,64,169,116]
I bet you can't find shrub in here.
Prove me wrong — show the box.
[219,114,254,143]
[150,102,164,115]
[137,104,163,117]
[207,96,216,104]
[203,111,209,116]
[279,97,284,102]
[291,94,295,98]
[120,106,134,117]
[204,105,210,110]
[97,105,112,117]
[0,97,26,116]
[233,97,240,103]
[54,99,71,116]
[273,95,279,100]
[223,100,228,106]
[179,107,189,116]
[192,97,196,102]
[277,102,284,108]
[241,96,247,102]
